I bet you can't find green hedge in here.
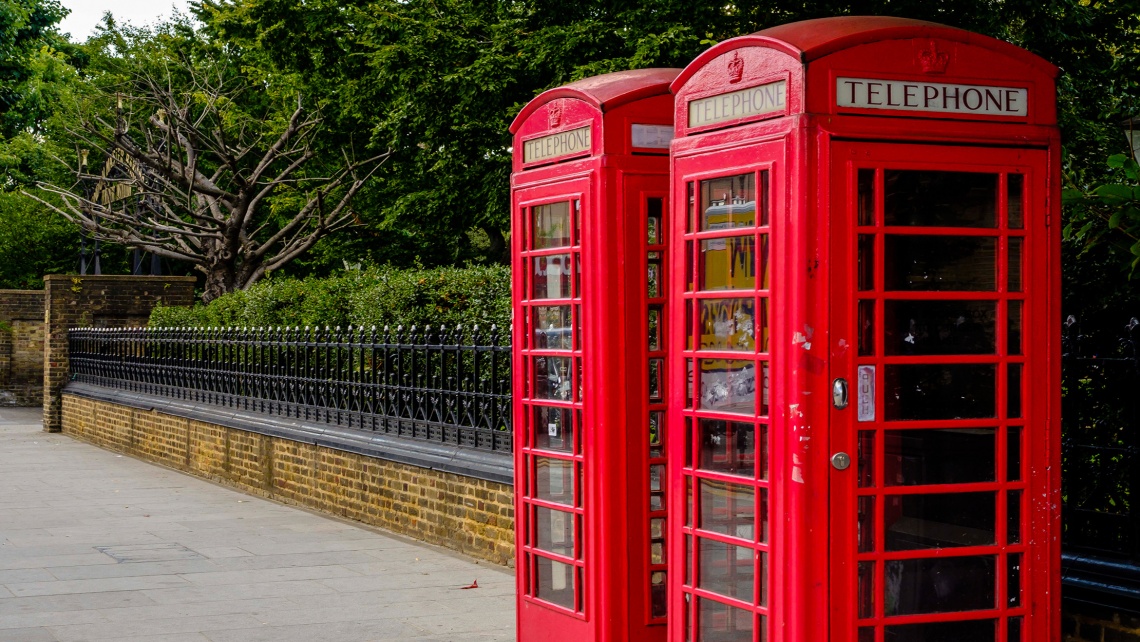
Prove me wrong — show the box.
[149,264,511,330]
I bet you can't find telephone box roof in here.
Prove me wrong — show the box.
[671,16,1058,93]
[510,68,681,134]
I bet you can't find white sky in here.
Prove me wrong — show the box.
[58,0,195,41]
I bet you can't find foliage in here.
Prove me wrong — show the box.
[149,263,511,330]
[1064,154,1140,273]
[0,0,75,137]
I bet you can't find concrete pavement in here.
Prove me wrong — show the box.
[0,407,516,641]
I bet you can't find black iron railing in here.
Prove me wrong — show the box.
[1062,315,1140,610]
[68,325,512,453]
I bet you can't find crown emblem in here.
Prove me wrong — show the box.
[919,40,949,74]
[727,52,744,84]
[548,101,563,129]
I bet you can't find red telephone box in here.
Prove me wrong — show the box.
[667,17,1060,642]
[510,68,680,642]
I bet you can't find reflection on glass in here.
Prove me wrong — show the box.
[759,423,769,480]
[1008,364,1022,419]
[532,255,572,299]
[1008,174,1024,229]
[1008,428,1021,481]
[884,619,996,642]
[698,538,754,602]
[699,479,754,540]
[652,541,665,564]
[1008,300,1022,355]
[859,300,875,356]
[698,419,754,477]
[885,556,996,615]
[700,298,757,351]
[534,357,572,401]
[858,169,875,227]
[651,571,667,618]
[1008,553,1022,607]
[698,597,753,642]
[650,464,664,492]
[858,561,875,618]
[884,236,996,291]
[648,256,662,298]
[759,170,770,227]
[1009,238,1023,292]
[535,506,574,557]
[651,518,665,539]
[649,306,663,351]
[858,431,875,487]
[649,358,664,401]
[885,364,996,420]
[701,173,757,231]
[701,237,757,290]
[533,201,572,249]
[884,170,997,227]
[649,411,665,458]
[859,235,875,291]
[535,555,576,609]
[885,300,996,355]
[700,359,756,415]
[858,496,875,553]
[1008,491,1022,545]
[885,492,995,550]
[533,406,573,453]
[759,489,769,543]
[884,429,995,485]
[687,182,695,233]
[648,197,664,245]
[536,457,574,505]
[533,306,572,350]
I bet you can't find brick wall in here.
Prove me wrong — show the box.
[60,393,515,566]
[44,275,196,431]
[0,290,45,406]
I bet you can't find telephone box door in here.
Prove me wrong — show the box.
[828,141,1053,642]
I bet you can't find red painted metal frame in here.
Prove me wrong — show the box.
[668,17,1060,642]
[510,68,680,642]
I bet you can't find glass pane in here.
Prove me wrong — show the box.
[534,357,572,401]
[885,557,996,615]
[884,236,996,291]
[884,170,997,228]
[650,464,664,493]
[701,173,757,231]
[1008,490,1021,544]
[648,197,664,245]
[698,597,753,642]
[535,457,574,505]
[533,406,573,453]
[759,423,769,480]
[759,489,769,543]
[651,571,667,618]
[859,629,875,642]
[532,255,572,299]
[688,182,695,233]
[698,419,755,477]
[533,306,572,349]
[535,507,575,557]
[699,479,755,540]
[859,300,875,356]
[759,235,770,291]
[858,431,875,487]
[1008,553,1022,606]
[651,517,665,539]
[858,496,875,553]
[649,358,664,401]
[1008,616,1023,642]
[1008,300,1022,355]
[884,619,996,642]
[698,538,754,602]
[1009,238,1023,292]
[649,256,663,298]
[884,364,996,420]
[649,306,663,351]
[885,492,996,550]
[533,201,571,249]
[651,491,665,512]
[700,237,756,291]
[1008,175,1024,229]
[573,253,581,298]
[535,555,576,609]
[858,235,875,291]
[884,429,996,485]
[858,561,875,618]
[700,359,756,415]
[700,298,757,352]
[884,300,997,355]
[1007,428,1021,481]
[858,169,875,226]
[652,541,665,564]
[1007,364,1022,418]
[759,170,770,227]
[650,411,665,457]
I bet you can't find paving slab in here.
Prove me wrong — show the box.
[0,407,515,641]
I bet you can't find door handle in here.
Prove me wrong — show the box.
[832,378,849,410]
